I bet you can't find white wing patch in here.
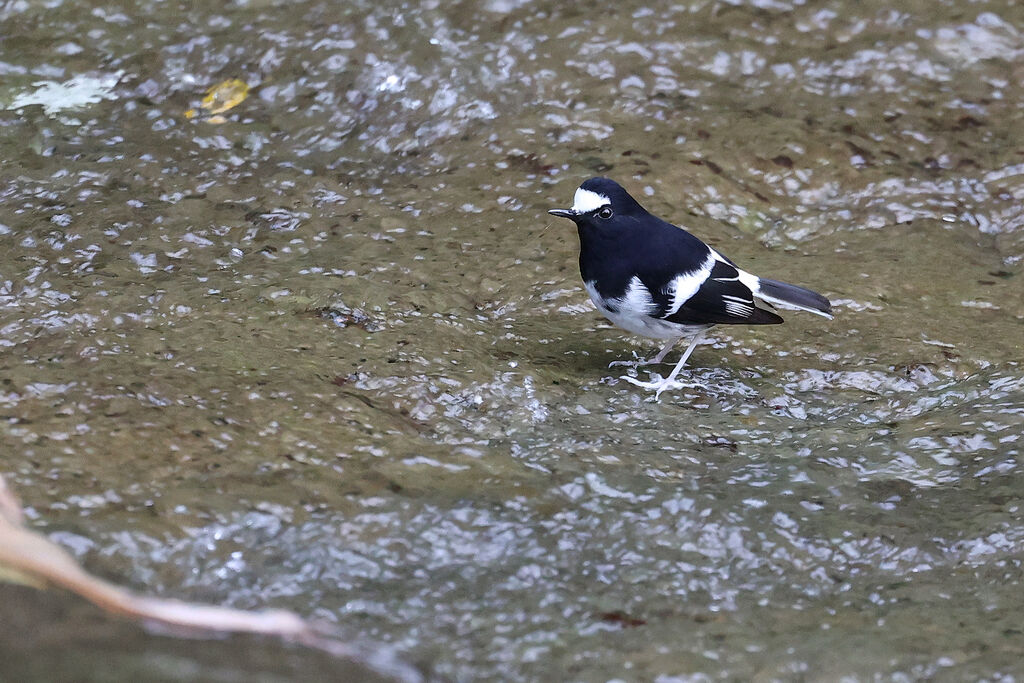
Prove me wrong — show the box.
[665,252,715,315]
[736,269,761,294]
[721,294,754,317]
[571,187,611,214]
[709,248,733,265]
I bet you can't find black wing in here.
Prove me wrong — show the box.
[663,259,783,326]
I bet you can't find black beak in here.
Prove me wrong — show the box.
[547,208,577,219]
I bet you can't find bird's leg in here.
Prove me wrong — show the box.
[661,331,705,385]
[608,337,680,369]
[621,330,707,400]
[649,338,681,364]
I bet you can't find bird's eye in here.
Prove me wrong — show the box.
[596,207,613,219]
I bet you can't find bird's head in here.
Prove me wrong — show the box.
[548,177,647,232]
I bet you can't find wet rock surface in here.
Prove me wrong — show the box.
[2,0,1023,679]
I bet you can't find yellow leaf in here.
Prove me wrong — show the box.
[199,78,250,114]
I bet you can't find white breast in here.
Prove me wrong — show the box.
[584,277,708,340]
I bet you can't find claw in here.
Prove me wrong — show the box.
[608,351,644,369]
[619,374,703,401]
[615,330,707,400]
[606,352,663,368]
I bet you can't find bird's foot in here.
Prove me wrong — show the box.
[619,373,703,401]
[608,352,655,369]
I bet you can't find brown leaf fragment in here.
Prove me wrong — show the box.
[0,474,421,682]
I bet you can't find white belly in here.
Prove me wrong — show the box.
[584,280,710,340]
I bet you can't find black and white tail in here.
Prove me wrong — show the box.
[754,277,832,319]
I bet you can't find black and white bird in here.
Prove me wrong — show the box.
[548,177,832,399]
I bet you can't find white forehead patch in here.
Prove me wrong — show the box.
[571,187,610,214]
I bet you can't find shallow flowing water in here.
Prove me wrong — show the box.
[2,0,1023,680]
